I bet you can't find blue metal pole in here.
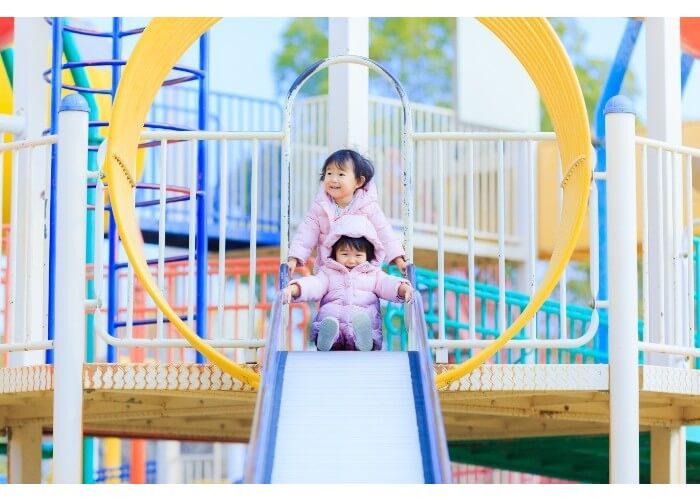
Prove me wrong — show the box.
[106,17,123,363]
[592,18,642,360]
[681,53,694,93]
[46,17,64,364]
[195,33,209,363]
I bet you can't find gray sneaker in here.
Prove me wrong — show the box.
[317,317,340,351]
[352,313,373,351]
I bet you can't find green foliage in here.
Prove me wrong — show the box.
[274,18,329,97]
[273,18,455,106]
[370,18,454,106]
[541,18,639,131]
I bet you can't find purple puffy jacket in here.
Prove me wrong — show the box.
[289,215,409,351]
[288,181,405,271]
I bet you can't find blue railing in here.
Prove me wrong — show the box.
[93,460,157,484]
[140,87,284,246]
[383,238,700,365]
[93,464,130,483]
[383,266,605,364]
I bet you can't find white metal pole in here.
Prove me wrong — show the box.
[10,18,51,367]
[328,17,369,152]
[436,141,447,363]
[247,141,259,363]
[497,141,507,343]
[217,141,228,342]
[646,17,683,367]
[467,141,476,341]
[157,139,168,339]
[646,20,687,482]
[52,94,89,483]
[526,140,538,349]
[605,95,639,484]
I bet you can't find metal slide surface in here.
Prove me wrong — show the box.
[270,351,429,483]
[245,287,451,483]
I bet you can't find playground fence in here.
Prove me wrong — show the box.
[0,130,56,356]
[633,136,700,360]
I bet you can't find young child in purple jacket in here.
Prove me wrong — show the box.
[284,215,412,351]
[287,149,408,274]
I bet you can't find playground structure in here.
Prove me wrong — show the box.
[0,16,700,484]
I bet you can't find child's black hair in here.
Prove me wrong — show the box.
[331,235,376,263]
[320,149,375,186]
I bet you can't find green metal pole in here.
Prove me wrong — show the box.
[0,48,13,85]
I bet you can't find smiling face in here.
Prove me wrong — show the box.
[333,244,368,269]
[323,160,365,207]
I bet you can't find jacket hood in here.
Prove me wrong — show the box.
[314,179,379,218]
[319,214,386,269]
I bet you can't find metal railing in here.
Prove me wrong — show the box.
[405,281,452,482]
[2,117,604,364]
[385,266,604,364]
[289,95,530,261]
[147,87,532,259]
[104,257,311,362]
[92,130,288,359]
[0,130,57,355]
[145,87,283,245]
[634,137,700,360]
[400,131,602,362]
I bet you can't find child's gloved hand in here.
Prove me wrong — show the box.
[398,283,413,303]
[286,258,298,275]
[393,256,408,275]
[283,283,301,304]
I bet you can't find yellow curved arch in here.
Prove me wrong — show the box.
[104,17,590,391]
[103,17,260,389]
[434,18,591,387]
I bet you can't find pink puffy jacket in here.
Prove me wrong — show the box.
[289,215,409,351]
[288,181,405,270]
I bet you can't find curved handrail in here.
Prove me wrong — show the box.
[244,264,289,483]
[405,265,452,483]
[280,54,414,263]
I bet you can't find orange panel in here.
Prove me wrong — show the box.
[681,18,700,58]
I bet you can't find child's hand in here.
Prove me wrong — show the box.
[393,257,408,275]
[283,283,301,303]
[286,258,298,275]
[398,283,413,303]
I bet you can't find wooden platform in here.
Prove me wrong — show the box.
[2,363,700,443]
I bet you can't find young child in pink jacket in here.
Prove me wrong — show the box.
[284,215,413,351]
[287,149,408,274]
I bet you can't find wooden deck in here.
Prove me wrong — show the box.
[1,363,700,442]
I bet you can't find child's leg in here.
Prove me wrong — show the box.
[316,317,340,351]
[351,312,373,351]
[371,330,383,351]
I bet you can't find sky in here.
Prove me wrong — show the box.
[577,17,700,123]
[206,17,700,124]
[81,17,700,124]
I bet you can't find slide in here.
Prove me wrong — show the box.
[100,17,592,483]
[244,282,451,483]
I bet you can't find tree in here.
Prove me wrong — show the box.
[274,18,329,98]
[273,18,455,106]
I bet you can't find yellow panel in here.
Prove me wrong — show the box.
[105,17,590,389]
[103,18,260,388]
[103,438,122,484]
[434,18,592,386]
[538,122,700,259]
